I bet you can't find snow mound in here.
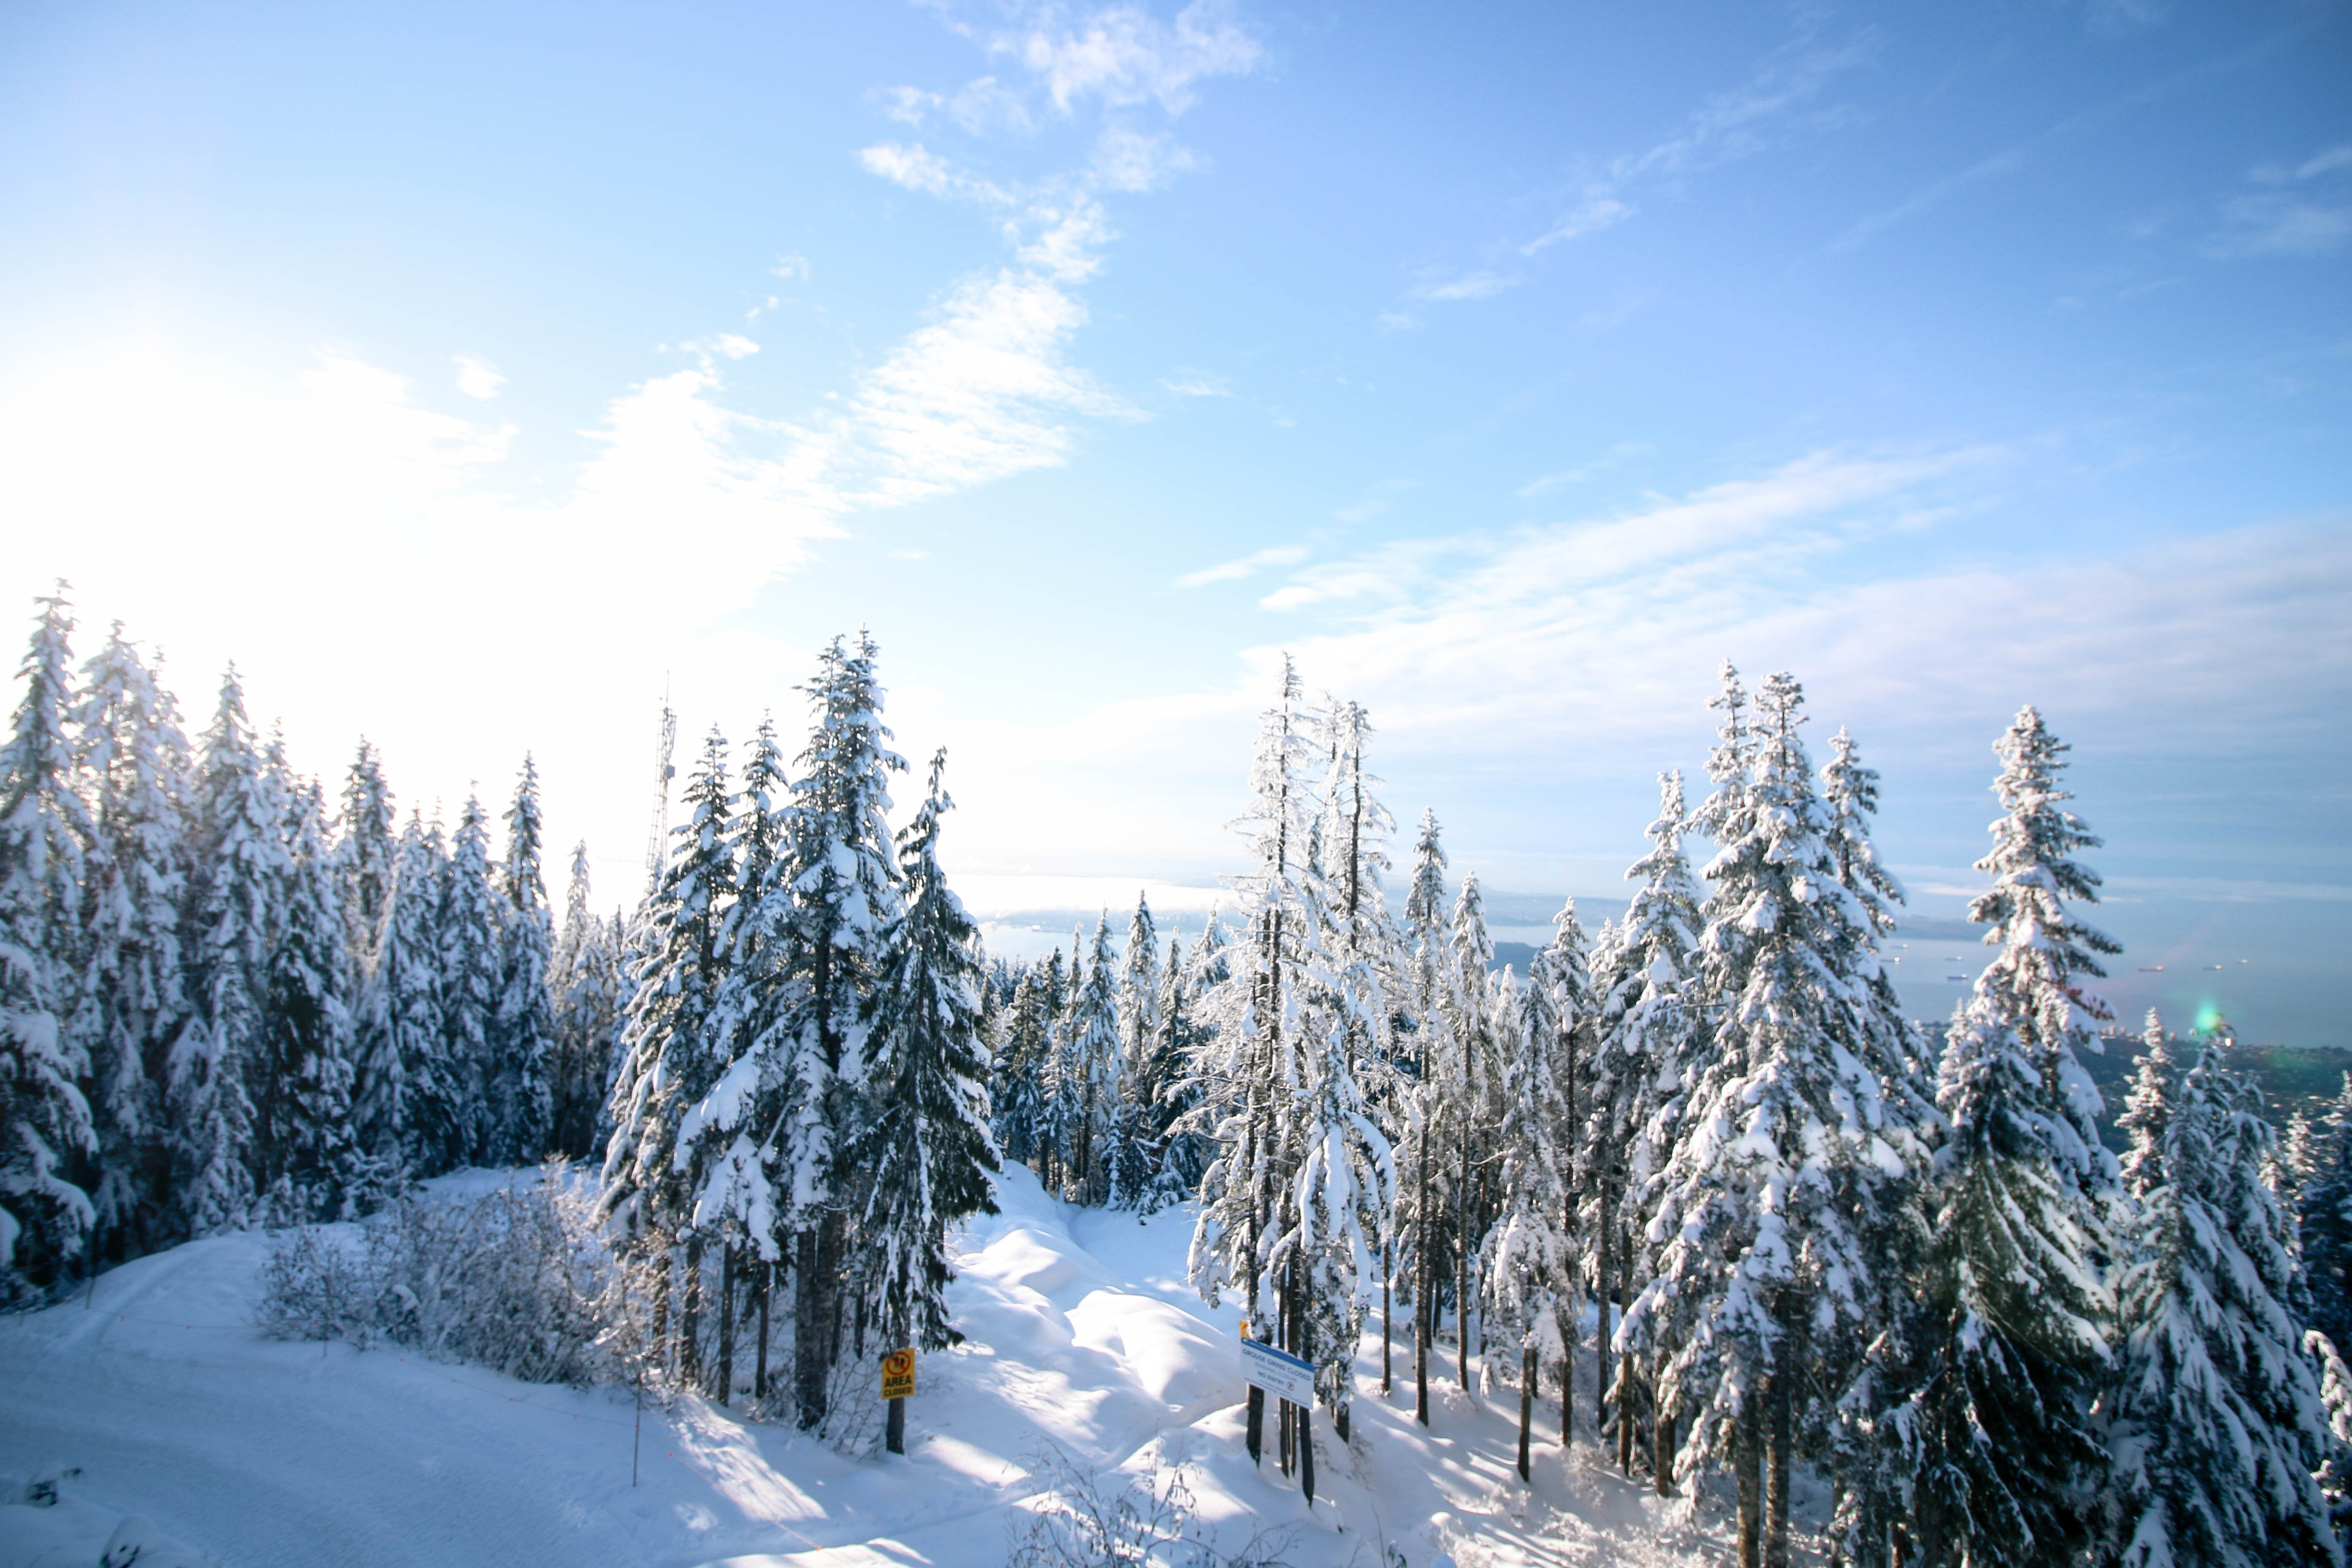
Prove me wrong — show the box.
[0,1164,1736,1567]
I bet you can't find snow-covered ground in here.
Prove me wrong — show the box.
[0,1167,1741,1567]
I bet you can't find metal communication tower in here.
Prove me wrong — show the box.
[643,684,677,896]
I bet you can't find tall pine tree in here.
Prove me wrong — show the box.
[0,588,95,1294]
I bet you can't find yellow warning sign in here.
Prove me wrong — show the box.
[880,1348,916,1401]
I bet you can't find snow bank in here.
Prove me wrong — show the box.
[0,1165,1737,1567]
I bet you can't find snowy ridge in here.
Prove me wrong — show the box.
[1,1165,1735,1568]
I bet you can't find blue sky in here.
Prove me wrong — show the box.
[3,0,2346,1041]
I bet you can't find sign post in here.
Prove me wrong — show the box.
[880,1348,916,1454]
[1238,1336,1318,1504]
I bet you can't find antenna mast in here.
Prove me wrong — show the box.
[643,681,677,895]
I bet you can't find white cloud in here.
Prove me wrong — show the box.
[1090,127,1199,192]
[1411,270,1522,303]
[1521,195,1633,255]
[858,141,1012,204]
[1173,544,1308,588]
[2208,145,2352,257]
[990,1,1262,116]
[771,252,812,281]
[1158,370,1231,398]
[679,333,760,362]
[2294,144,2352,181]
[453,354,505,400]
[829,270,1134,510]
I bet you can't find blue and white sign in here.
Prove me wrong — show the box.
[1238,1337,1315,1405]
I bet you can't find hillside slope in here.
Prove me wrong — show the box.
[2,1168,1737,1568]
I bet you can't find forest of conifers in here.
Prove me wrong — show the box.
[4,585,2349,1568]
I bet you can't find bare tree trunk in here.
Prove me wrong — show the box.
[754,1259,771,1400]
[716,1243,735,1402]
[1381,1241,1393,1396]
[1518,1343,1536,1482]
[1766,1367,1792,1568]
[1560,1303,1574,1446]
[680,1234,704,1393]
[1414,1132,1432,1425]
[1738,1398,1764,1568]
[1595,1188,1611,1449]
[793,1216,842,1430]
[1618,1242,1637,1476]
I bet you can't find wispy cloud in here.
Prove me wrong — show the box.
[1400,22,1868,318]
[1174,544,1307,588]
[1158,370,1231,398]
[453,355,505,400]
[986,0,1262,115]
[1516,441,1651,497]
[2205,143,2352,258]
[1410,270,1522,303]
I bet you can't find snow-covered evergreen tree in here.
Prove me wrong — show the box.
[1967,705,2123,1251]
[438,793,500,1168]
[376,813,449,1170]
[1066,913,1122,1205]
[0,588,95,1294]
[173,665,285,1238]
[490,755,555,1163]
[70,625,193,1258]
[2111,1027,2340,1567]
[549,842,621,1161]
[336,741,396,993]
[694,636,905,1428]
[255,775,357,1220]
[1592,772,1702,1476]
[2300,1074,2352,1353]
[2119,1010,2177,1203]
[1396,808,1455,1425]
[851,749,999,1353]
[1629,669,1887,1568]
[601,728,736,1387]
[1837,999,2112,1568]
[1483,949,1572,1477]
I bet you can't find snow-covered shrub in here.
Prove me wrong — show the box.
[258,1163,616,1385]
[256,1225,377,1345]
[1006,1446,1298,1568]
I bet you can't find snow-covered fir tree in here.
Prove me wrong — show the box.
[1064,913,1121,1205]
[437,793,500,1169]
[175,665,285,1238]
[1105,894,1165,1209]
[692,636,905,1428]
[1482,949,1572,1479]
[1396,807,1455,1426]
[1968,705,2124,1253]
[374,813,449,1170]
[69,625,193,1259]
[1837,998,2112,1568]
[1188,658,1335,1470]
[548,842,622,1161]
[2119,1010,2177,1202]
[0,588,95,1295]
[254,775,357,1221]
[1591,772,1702,1482]
[336,741,396,994]
[1629,668,1888,1568]
[601,729,737,1387]
[490,756,555,1164]
[2300,1074,2352,1354]
[2111,1026,2340,1567]
[1442,871,1498,1392]
[850,749,999,1354]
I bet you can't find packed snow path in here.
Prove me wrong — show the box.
[1,1168,1740,1567]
